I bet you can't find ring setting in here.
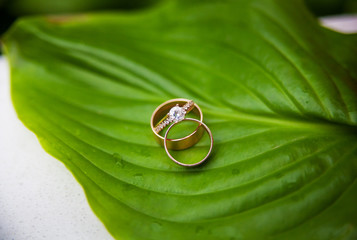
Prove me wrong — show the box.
[154,100,194,133]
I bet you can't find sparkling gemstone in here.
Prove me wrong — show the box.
[169,106,185,122]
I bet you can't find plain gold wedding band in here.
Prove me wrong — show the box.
[164,118,213,167]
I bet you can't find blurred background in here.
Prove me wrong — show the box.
[0,0,159,36]
[1,0,357,38]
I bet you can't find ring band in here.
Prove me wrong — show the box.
[151,98,204,150]
[164,118,214,167]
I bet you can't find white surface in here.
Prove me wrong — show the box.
[320,14,357,33]
[0,57,114,240]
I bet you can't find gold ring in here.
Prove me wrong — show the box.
[150,98,204,150]
[164,118,214,167]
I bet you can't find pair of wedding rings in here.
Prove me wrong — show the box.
[150,99,213,167]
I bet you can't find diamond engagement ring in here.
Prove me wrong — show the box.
[151,98,214,167]
[150,98,204,150]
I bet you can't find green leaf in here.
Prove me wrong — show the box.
[3,0,357,239]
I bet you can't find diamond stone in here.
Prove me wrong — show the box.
[169,106,185,122]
